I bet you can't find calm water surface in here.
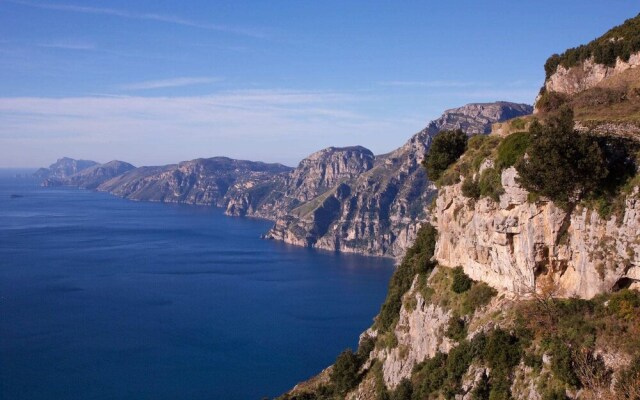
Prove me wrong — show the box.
[0,170,394,400]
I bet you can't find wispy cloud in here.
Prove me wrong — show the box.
[8,0,267,38]
[119,77,223,91]
[38,40,96,51]
[0,90,416,167]
[379,80,492,88]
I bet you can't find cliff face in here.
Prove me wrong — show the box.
[433,167,640,299]
[34,157,98,180]
[35,103,531,259]
[262,102,532,258]
[545,52,640,96]
[42,160,135,189]
[97,157,292,206]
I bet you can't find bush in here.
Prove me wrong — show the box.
[375,224,438,332]
[445,316,467,342]
[462,283,497,315]
[478,168,504,202]
[451,266,473,293]
[330,349,361,394]
[423,130,468,181]
[535,91,568,113]
[515,107,608,207]
[391,378,412,400]
[495,131,530,170]
[543,14,640,78]
[461,177,481,199]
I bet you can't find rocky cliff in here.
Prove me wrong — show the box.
[261,102,532,258]
[544,52,640,96]
[34,157,98,180]
[97,157,292,206]
[433,167,640,299]
[281,16,640,400]
[43,103,530,259]
[42,160,135,189]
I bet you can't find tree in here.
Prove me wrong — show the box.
[330,349,360,394]
[423,130,468,181]
[515,107,607,207]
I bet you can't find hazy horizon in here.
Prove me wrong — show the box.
[1,1,639,168]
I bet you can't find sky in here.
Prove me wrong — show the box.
[1,1,639,168]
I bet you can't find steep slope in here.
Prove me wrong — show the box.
[34,157,98,180]
[97,157,293,207]
[262,102,532,257]
[280,15,640,400]
[35,104,530,259]
[537,13,640,138]
[43,160,135,189]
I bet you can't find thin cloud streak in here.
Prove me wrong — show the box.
[0,90,415,167]
[38,40,96,50]
[8,0,268,38]
[379,80,492,88]
[119,77,223,90]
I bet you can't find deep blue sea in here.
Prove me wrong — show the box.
[0,170,394,400]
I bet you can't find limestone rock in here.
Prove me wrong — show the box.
[545,52,640,96]
[432,167,640,298]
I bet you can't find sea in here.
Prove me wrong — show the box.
[0,170,395,400]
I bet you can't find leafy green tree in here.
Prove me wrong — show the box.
[423,130,468,181]
[330,349,360,394]
[515,107,607,207]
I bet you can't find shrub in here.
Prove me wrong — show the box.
[423,130,468,181]
[510,118,527,131]
[543,14,640,78]
[482,329,523,399]
[462,282,497,315]
[515,107,608,207]
[461,177,481,199]
[495,131,530,170]
[615,356,640,398]
[536,91,568,113]
[390,378,412,400]
[330,349,361,394]
[445,316,467,342]
[375,224,438,332]
[478,168,504,202]
[451,266,473,293]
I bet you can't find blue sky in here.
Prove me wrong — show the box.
[1,1,639,168]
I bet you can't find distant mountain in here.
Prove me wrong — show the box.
[34,157,98,180]
[43,160,136,189]
[36,102,532,258]
[242,102,532,257]
[97,157,293,206]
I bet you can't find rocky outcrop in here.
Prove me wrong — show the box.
[432,167,640,299]
[97,157,292,207]
[545,52,640,96]
[34,157,98,180]
[223,146,375,218]
[372,276,453,388]
[35,103,531,259]
[43,160,135,189]
[262,102,533,258]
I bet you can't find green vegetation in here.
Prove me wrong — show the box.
[438,134,501,187]
[516,106,638,212]
[451,266,472,293]
[544,14,640,78]
[375,289,640,400]
[330,349,361,395]
[375,223,438,333]
[515,107,607,207]
[495,131,530,170]
[422,130,468,181]
[424,267,497,317]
